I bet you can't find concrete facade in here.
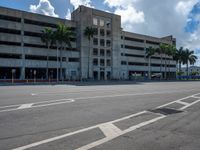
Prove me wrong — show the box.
[0,5,176,81]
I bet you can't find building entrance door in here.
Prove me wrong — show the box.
[93,71,98,80]
[100,71,105,80]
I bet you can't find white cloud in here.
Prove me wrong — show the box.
[104,0,139,8]
[30,0,58,17]
[65,9,71,20]
[70,0,92,9]
[115,5,145,30]
[175,0,198,17]
[104,0,145,31]
[104,0,199,51]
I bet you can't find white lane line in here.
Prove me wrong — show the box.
[0,99,75,113]
[30,88,198,96]
[0,104,21,109]
[3,89,198,113]
[12,93,200,150]
[180,100,200,110]
[176,101,189,106]
[75,115,166,150]
[99,123,121,138]
[31,93,38,96]
[191,96,200,99]
[12,111,147,150]
[156,94,198,109]
[31,99,75,108]
[18,104,33,109]
[12,125,99,150]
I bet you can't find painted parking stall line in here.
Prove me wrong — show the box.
[13,93,200,150]
[0,99,75,113]
[18,103,33,109]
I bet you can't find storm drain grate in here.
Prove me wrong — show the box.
[149,107,183,115]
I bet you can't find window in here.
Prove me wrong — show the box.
[106,50,111,57]
[124,37,144,43]
[100,39,105,47]
[93,38,98,45]
[106,20,111,28]
[93,59,98,66]
[100,49,105,56]
[121,61,127,65]
[68,58,79,62]
[106,40,111,47]
[100,59,105,66]
[93,48,98,56]
[106,30,111,37]
[93,18,98,25]
[94,28,98,36]
[100,19,104,27]
[0,53,21,59]
[100,29,105,36]
[0,14,21,22]
[24,19,57,28]
[128,62,147,66]
[107,59,111,66]
[124,45,144,51]
[146,40,160,45]
[0,28,21,35]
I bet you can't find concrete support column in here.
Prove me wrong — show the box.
[20,13,25,80]
[20,67,25,80]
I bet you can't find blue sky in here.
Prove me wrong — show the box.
[0,0,200,65]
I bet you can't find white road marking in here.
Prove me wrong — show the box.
[156,95,196,109]
[31,93,38,96]
[31,99,74,108]
[0,99,74,113]
[3,89,198,113]
[13,93,200,150]
[180,100,200,110]
[12,111,147,150]
[99,123,121,137]
[30,88,198,96]
[18,103,33,109]
[176,101,189,106]
[76,115,166,150]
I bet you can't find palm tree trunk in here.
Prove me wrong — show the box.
[187,61,189,79]
[168,59,171,80]
[160,56,163,80]
[46,44,50,80]
[164,55,167,80]
[87,40,90,79]
[60,44,63,81]
[178,61,181,72]
[56,46,59,82]
[148,57,151,80]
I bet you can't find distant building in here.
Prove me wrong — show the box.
[0,5,176,81]
[181,66,200,75]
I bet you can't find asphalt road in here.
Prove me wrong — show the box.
[0,81,200,150]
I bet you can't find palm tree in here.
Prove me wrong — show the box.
[158,43,168,79]
[84,26,95,79]
[166,45,176,79]
[41,27,54,80]
[174,47,184,72]
[146,47,156,80]
[182,49,198,77]
[55,23,73,81]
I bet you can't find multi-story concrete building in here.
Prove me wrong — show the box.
[0,5,176,81]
